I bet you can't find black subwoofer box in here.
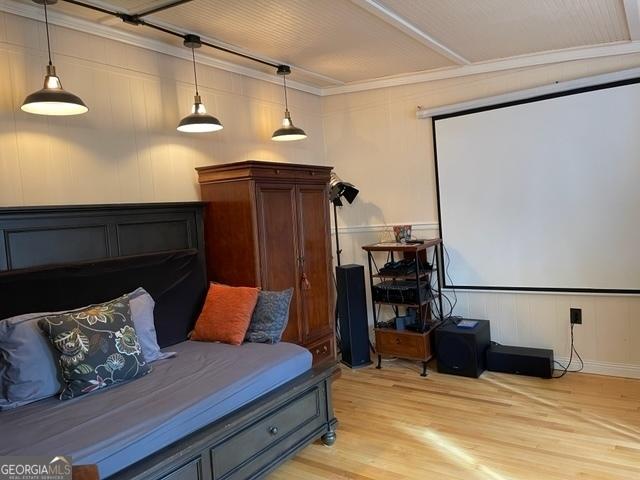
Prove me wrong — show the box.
[435,319,491,378]
[486,343,554,379]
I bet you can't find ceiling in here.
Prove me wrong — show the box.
[8,0,640,94]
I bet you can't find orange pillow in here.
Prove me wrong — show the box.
[191,283,259,345]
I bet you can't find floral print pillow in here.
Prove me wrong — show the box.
[37,295,151,400]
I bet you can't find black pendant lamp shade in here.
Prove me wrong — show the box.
[272,65,306,142]
[177,35,223,133]
[177,94,223,133]
[21,0,88,116]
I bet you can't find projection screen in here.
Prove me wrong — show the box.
[433,79,640,293]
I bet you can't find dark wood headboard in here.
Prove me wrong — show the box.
[0,202,206,272]
[0,202,208,347]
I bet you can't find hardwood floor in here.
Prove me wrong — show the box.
[270,359,640,480]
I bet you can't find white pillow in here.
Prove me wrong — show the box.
[0,288,174,410]
[128,288,176,362]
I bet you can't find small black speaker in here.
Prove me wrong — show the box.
[336,264,372,368]
[435,319,491,378]
[486,343,554,378]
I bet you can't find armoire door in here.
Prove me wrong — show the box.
[255,183,302,344]
[296,184,333,344]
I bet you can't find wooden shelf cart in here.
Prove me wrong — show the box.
[362,239,443,376]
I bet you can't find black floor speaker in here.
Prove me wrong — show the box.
[435,319,491,378]
[336,264,372,368]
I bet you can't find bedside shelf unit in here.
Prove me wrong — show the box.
[362,239,443,377]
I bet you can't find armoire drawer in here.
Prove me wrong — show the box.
[308,336,334,365]
[211,386,324,479]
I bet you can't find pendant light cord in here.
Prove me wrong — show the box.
[283,75,289,111]
[191,46,199,96]
[43,1,53,65]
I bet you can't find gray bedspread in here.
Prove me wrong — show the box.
[0,341,312,478]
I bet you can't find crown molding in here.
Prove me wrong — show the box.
[416,65,640,118]
[0,0,323,96]
[5,0,640,98]
[321,40,640,96]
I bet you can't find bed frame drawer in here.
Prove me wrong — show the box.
[159,459,202,480]
[108,368,337,480]
[211,386,325,480]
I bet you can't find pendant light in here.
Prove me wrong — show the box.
[177,35,223,133]
[21,0,88,116]
[272,65,306,142]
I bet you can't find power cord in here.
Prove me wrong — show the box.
[552,323,584,378]
[441,243,458,317]
[332,269,342,354]
[438,315,464,329]
[429,242,457,321]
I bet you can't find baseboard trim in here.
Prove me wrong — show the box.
[555,356,640,379]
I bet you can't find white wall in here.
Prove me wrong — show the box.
[3,10,640,378]
[324,54,640,378]
[0,12,325,207]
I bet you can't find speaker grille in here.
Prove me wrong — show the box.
[336,264,371,368]
[437,336,473,371]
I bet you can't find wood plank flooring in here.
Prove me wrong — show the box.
[269,359,640,480]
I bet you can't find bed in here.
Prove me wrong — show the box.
[0,202,338,480]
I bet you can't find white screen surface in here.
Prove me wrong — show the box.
[434,81,640,291]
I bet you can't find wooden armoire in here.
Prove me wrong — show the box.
[196,161,335,365]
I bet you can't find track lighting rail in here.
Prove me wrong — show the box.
[29,0,306,139]
[59,0,285,69]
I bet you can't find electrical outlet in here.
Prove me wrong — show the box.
[570,308,582,325]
